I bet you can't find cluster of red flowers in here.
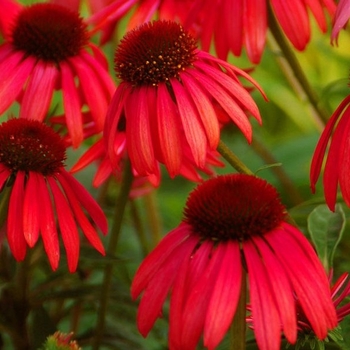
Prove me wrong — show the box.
[0,0,350,349]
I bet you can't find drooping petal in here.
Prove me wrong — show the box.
[186,68,253,142]
[244,0,267,64]
[180,243,226,350]
[131,223,192,299]
[23,171,41,247]
[337,108,350,208]
[19,62,58,121]
[180,72,220,149]
[252,235,297,344]
[204,241,242,350]
[170,78,207,167]
[194,60,261,122]
[310,96,350,194]
[169,237,211,350]
[104,83,129,167]
[137,234,197,337]
[58,169,107,233]
[267,226,337,339]
[244,240,281,350]
[156,83,182,176]
[60,61,83,148]
[37,175,60,271]
[47,176,80,273]
[125,87,157,175]
[7,171,27,261]
[70,55,110,131]
[271,0,310,50]
[0,52,35,115]
[331,0,350,42]
[55,171,106,255]
[324,105,350,210]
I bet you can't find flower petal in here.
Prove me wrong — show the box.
[7,171,27,261]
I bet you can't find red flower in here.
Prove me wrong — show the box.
[105,20,263,178]
[331,0,350,43]
[71,133,224,195]
[131,174,337,350]
[0,0,115,147]
[0,118,107,272]
[310,94,350,211]
[183,0,336,64]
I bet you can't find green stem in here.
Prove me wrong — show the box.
[130,199,150,257]
[217,140,254,175]
[229,266,247,350]
[267,3,329,125]
[251,137,304,206]
[93,160,134,349]
[143,191,162,247]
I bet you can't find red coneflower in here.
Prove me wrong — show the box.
[0,0,115,147]
[131,174,337,350]
[0,118,107,272]
[310,93,350,211]
[71,133,224,194]
[105,20,263,178]
[183,0,336,63]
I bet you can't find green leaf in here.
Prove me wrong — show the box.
[307,204,346,272]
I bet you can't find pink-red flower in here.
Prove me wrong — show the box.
[105,20,264,178]
[331,0,350,43]
[71,132,224,195]
[0,0,115,147]
[183,0,336,64]
[0,118,107,272]
[310,94,350,211]
[131,174,337,350]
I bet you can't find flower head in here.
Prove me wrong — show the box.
[105,20,263,178]
[131,174,337,350]
[310,93,350,211]
[0,0,115,147]
[0,118,107,272]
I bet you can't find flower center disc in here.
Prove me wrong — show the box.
[184,174,286,241]
[11,3,88,62]
[115,20,197,86]
[0,119,66,175]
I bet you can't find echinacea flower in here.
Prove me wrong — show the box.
[131,174,337,350]
[310,93,350,211]
[182,0,336,63]
[71,132,224,194]
[0,118,107,272]
[105,20,263,178]
[0,0,115,147]
[331,0,350,43]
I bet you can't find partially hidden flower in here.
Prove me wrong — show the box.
[331,0,350,44]
[40,331,81,350]
[71,132,224,197]
[0,0,115,147]
[105,20,264,178]
[182,0,336,64]
[131,174,337,350]
[0,118,107,272]
[310,93,350,211]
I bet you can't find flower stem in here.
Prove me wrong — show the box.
[93,160,134,349]
[143,191,162,247]
[229,267,247,350]
[267,3,329,125]
[217,140,254,175]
